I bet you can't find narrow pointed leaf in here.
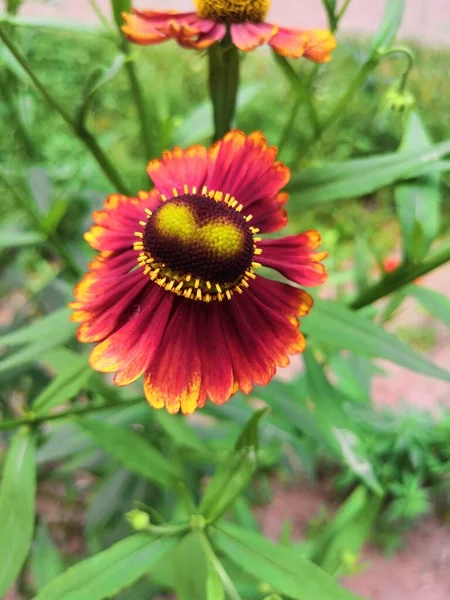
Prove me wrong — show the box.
[31,522,64,592]
[370,0,405,53]
[302,298,450,382]
[212,522,360,600]
[34,534,177,600]
[0,428,36,598]
[75,417,182,487]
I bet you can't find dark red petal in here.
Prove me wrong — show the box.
[206,131,290,232]
[259,231,328,287]
[144,299,202,414]
[147,145,209,198]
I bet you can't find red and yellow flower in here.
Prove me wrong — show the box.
[71,131,327,414]
[122,0,336,61]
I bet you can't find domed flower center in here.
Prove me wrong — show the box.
[134,188,261,302]
[195,0,270,23]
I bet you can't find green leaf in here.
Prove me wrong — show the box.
[110,0,131,30]
[0,428,36,598]
[302,298,450,382]
[287,139,450,210]
[322,0,337,29]
[75,418,182,488]
[76,54,126,128]
[32,353,93,415]
[174,532,209,600]
[304,351,383,495]
[0,229,46,250]
[199,446,257,523]
[153,411,208,454]
[395,111,441,261]
[0,307,74,347]
[235,407,271,452]
[206,559,225,600]
[309,487,381,574]
[211,522,360,600]
[27,166,52,213]
[34,534,177,600]
[409,285,450,329]
[31,521,64,592]
[370,0,405,53]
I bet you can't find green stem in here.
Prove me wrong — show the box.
[208,40,240,142]
[272,53,320,140]
[350,243,450,310]
[336,0,352,23]
[0,25,132,195]
[277,99,301,155]
[124,45,154,161]
[0,171,82,279]
[0,396,143,431]
[198,531,242,600]
[321,58,378,134]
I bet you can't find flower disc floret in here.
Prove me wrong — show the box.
[134,188,260,301]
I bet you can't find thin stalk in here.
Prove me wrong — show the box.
[88,0,116,35]
[273,53,320,139]
[277,99,301,155]
[198,531,242,600]
[208,39,240,141]
[0,396,143,431]
[123,44,154,160]
[0,170,82,279]
[0,25,131,195]
[336,0,352,23]
[350,243,450,310]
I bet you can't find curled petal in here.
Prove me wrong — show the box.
[230,22,277,51]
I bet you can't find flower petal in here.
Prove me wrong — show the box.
[230,22,277,51]
[259,231,328,287]
[144,300,202,414]
[206,130,290,232]
[147,145,209,198]
[269,27,336,62]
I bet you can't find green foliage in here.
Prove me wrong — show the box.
[1,2,450,599]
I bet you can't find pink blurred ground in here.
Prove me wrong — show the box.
[4,0,450,45]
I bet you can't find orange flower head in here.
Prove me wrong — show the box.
[71,131,328,414]
[122,1,336,61]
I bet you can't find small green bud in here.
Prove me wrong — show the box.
[384,87,415,114]
[190,514,207,530]
[125,509,150,531]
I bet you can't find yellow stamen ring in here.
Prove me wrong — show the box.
[134,185,262,302]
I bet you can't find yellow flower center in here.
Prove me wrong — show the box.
[195,0,270,22]
[133,186,262,302]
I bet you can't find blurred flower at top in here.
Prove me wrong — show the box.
[122,0,336,61]
[70,130,327,415]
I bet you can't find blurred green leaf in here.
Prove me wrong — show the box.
[0,229,45,249]
[173,532,209,600]
[370,0,405,53]
[176,84,263,146]
[0,428,36,598]
[75,417,182,487]
[27,166,52,213]
[110,0,131,30]
[34,534,177,600]
[32,353,92,415]
[322,0,338,29]
[199,446,257,523]
[395,111,441,261]
[235,407,271,452]
[153,411,208,454]
[31,521,64,592]
[0,307,74,347]
[0,44,30,82]
[302,298,450,381]
[212,522,360,600]
[206,559,225,600]
[76,53,126,128]
[410,285,450,328]
[287,139,450,210]
[304,350,383,494]
[309,486,381,574]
